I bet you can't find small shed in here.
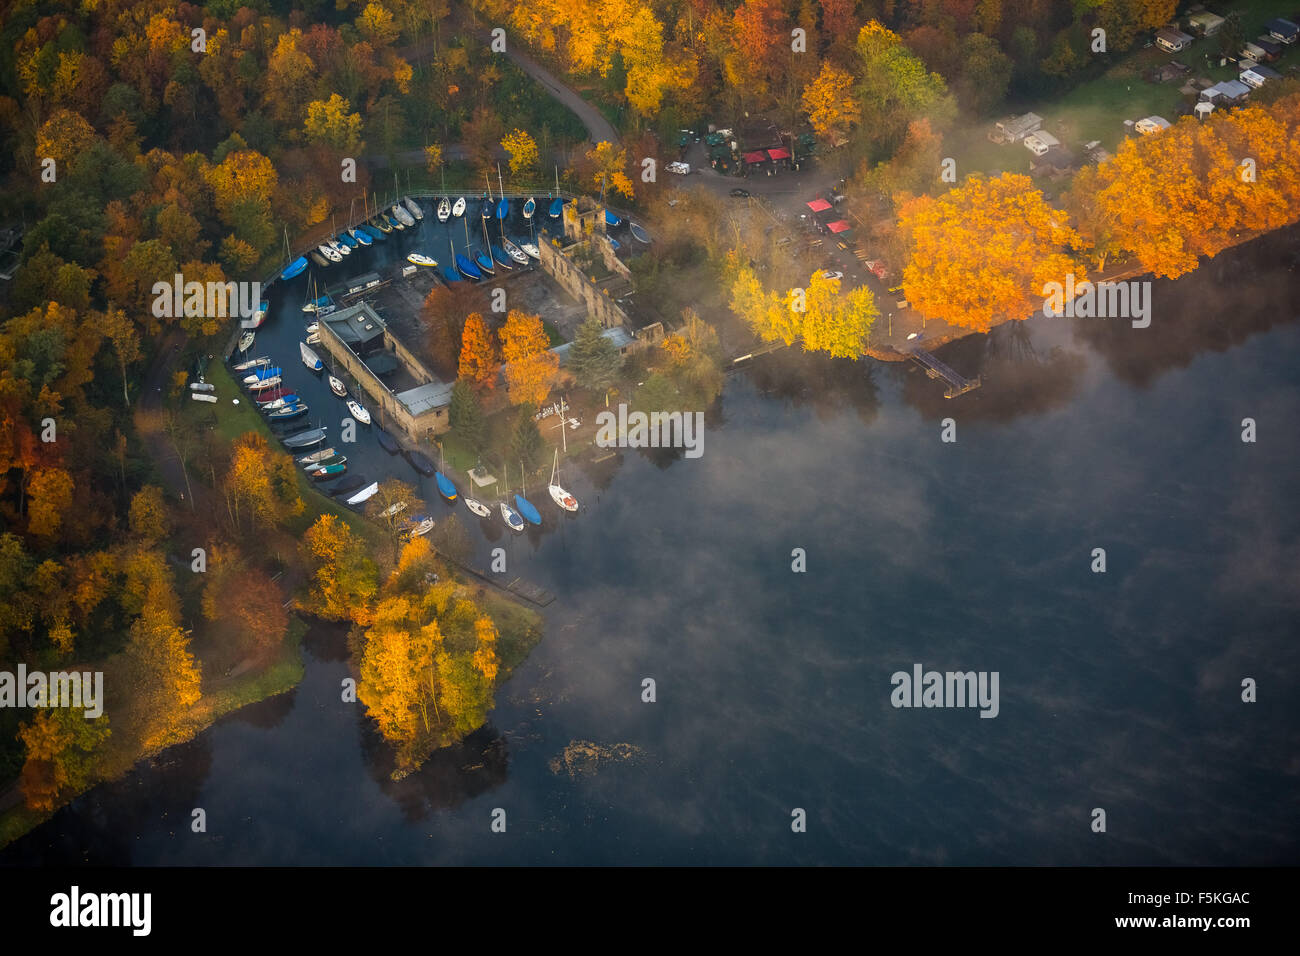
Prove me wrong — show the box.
[990,112,1043,143]
[1194,101,1215,120]
[1187,12,1225,36]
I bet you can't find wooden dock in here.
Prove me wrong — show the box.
[909,347,981,398]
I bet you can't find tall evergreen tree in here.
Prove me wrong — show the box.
[569,317,623,391]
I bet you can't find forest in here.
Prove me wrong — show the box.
[2,0,1299,846]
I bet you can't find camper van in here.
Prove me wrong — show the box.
[1023,131,1060,156]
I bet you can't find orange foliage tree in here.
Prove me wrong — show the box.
[458,312,500,391]
[498,309,558,406]
[899,173,1087,331]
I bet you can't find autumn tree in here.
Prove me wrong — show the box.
[803,62,860,143]
[499,310,559,406]
[223,433,305,533]
[18,707,111,812]
[1068,96,1300,278]
[302,514,380,624]
[304,94,365,152]
[201,549,288,661]
[27,467,76,540]
[585,141,634,200]
[900,173,1088,331]
[358,595,442,767]
[424,143,443,175]
[501,128,538,178]
[122,604,203,750]
[855,21,955,156]
[128,485,170,542]
[457,312,499,391]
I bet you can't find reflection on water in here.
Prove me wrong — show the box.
[3,227,1298,866]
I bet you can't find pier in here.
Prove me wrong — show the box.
[909,347,981,398]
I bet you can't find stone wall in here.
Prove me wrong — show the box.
[539,237,631,331]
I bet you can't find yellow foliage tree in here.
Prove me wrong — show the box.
[501,128,539,177]
[304,94,364,152]
[802,62,860,142]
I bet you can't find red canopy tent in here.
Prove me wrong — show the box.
[827,220,851,233]
[767,147,791,160]
[742,151,768,164]
[806,198,832,212]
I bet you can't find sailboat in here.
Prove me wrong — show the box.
[514,460,543,526]
[477,182,496,275]
[403,196,424,221]
[328,374,347,397]
[243,366,281,384]
[502,238,529,264]
[523,197,536,219]
[237,330,255,352]
[348,200,371,246]
[462,465,491,518]
[437,197,450,222]
[346,481,380,506]
[548,166,563,218]
[454,219,482,279]
[434,445,457,501]
[300,341,323,371]
[391,173,415,226]
[298,446,337,466]
[407,516,435,537]
[283,427,327,449]
[548,448,578,511]
[406,252,438,267]
[452,196,466,217]
[498,463,525,532]
[280,226,308,280]
[232,355,270,372]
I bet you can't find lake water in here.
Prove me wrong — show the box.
[4,224,1298,866]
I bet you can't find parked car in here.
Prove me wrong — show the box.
[729,188,750,198]
[864,259,889,280]
[821,270,844,280]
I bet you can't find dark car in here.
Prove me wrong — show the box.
[729,188,750,198]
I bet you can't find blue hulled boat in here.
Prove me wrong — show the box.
[280,256,308,280]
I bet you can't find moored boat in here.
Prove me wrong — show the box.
[548,450,578,511]
[502,238,529,264]
[328,375,347,397]
[349,226,372,246]
[346,481,380,505]
[300,341,323,371]
[403,197,424,220]
[328,474,366,496]
[455,254,482,280]
[310,461,347,479]
[232,355,269,371]
[283,427,327,449]
[437,197,450,222]
[281,256,308,280]
[403,449,435,476]
[629,222,651,244]
[491,246,512,269]
[452,197,466,217]
[346,399,371,425]
[548,198,563,218]
[247,376,282,391]
[392,203,415,227]
[376,429,400,454]
[475,253,495,275]
[297,446,337,466]
[464,495,491,518]
[406,252,438,267]
[495,197,509,220]
[435,472,457,501]
[407,516,435,537]
[267,402,309,422]
[338,232,357,249]
[243,366,281,384]
[237,331,255,352]
[309,250,329,267]
[521,242,540,260]
[523,197,536,219]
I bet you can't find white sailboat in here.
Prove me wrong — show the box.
[346,481,379,505]
[498,463,525,532]
[300,340,323,371]
[548,448,578,511]
[328,374,347,397]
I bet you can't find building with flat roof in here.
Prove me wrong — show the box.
[317,302,451,441]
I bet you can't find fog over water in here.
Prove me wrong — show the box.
[4,223,1298,866]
